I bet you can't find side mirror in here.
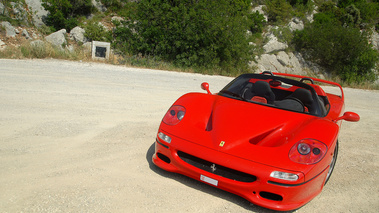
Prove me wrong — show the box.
[334,112,360,122]
[201,82,211,94]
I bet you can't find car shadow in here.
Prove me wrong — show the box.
[146,142,296,213]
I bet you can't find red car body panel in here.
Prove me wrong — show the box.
[152,72,358,211]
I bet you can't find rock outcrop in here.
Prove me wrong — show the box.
[263,33,288,54]
[25,0,48,27]
[1,21,17,38]
[69,26,87,43]
[45,29,67,48]
[288,18,304,32]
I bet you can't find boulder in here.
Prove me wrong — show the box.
[10,2,27,21]
[288,18,304,32]
[45,29,67,48]
[252,51,322,77]
[25,0,48,27]
[22,29,31,39]
[1,21,16,37]
[92,0,106,12]
[0,39,6,50]
[263,33,288,53]
[30,39,45,48]
[0,2,6,15]
[70,26,87,43]
[276,51,290,66]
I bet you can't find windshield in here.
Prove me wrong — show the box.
[218,73,328,117]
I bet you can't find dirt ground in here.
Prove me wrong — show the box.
[0,59,378,213]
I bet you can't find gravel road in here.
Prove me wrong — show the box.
[0,59,378,212]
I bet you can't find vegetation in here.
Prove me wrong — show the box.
[113,0,255,75]
[293,1,379,83]
[41,0,93,31]
[83,21,112,42]
[1,0,378,85]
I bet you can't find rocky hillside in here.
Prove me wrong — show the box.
[1,0,378,83]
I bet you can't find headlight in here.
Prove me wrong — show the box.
[289,139,327,164]
[162,105,186,125]
[270,171,299,181]
[158,132,172,143]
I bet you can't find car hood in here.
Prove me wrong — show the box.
[162,93,338,170]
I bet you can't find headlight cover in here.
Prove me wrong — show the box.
[289,139,327,165]
[162,105,186,125]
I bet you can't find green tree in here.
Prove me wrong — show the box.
[249,11,266,34]
[337,0,379,29]
[293,19,378,83]
[114,0,254,73]
[42,0,93,31]
[264,0,292,23]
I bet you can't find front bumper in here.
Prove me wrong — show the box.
[152,133,328,211]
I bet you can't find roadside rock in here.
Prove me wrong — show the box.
[70,26,87,43]
[30,39,45,48]
[263,33,288,53]
[1,21,17,37]
[22,29,31,39]
[45,29,67,48]
[0,39,6,50]
[10,2,27,21]
[25,0,48,27]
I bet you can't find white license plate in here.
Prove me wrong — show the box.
[200,175,218,186]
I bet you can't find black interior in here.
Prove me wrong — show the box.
[219,73,330,117]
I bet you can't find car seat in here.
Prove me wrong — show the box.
[252,81,276,104]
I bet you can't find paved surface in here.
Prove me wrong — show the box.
[0,59,378,212]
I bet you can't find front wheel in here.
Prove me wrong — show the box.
[325,141,338,185]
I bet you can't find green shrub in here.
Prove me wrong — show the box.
[264,0,292,23]
[114,0,254,75]
[249,11,266,34]
[84,21,112,42]
[293,20,378,83]
[42,0,93,31]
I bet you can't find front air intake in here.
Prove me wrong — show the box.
[259,191,283,201]
[157,153,171,164]
[177,151,256,183]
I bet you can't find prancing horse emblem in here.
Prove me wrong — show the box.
[210,163,217,172]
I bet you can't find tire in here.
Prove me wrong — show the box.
[325,140,338,185]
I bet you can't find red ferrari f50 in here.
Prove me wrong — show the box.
[152,72,359,211]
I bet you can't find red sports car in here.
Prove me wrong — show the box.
[152,72,359,211]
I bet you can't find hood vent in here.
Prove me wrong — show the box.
[205,112,213,131]
[249,127,278,145]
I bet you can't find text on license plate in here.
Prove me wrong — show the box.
[200,175,218,186]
